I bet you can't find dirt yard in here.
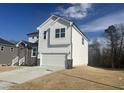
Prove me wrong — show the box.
[0,65,17,72]
[10,66,124,90]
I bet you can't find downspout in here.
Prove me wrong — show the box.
[18,47,20,66]
[70,22,73,59]
[24,47,27,65]
[70,22,73,67]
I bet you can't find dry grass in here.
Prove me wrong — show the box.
[10,66,124,90]
[0,65,16,72]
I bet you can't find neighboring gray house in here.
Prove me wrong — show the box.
[0,38,18,65]
[12,32,39,66]
[37,15,88,68]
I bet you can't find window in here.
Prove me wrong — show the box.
[32,36,34,39]
[82,38,84,45]
[55,28,65,38]
[10,47,14,52]
[55,29,60,38]
[61,28,65,37]
[44,31,47,39]
[0,46,5,52]
[37,36,38,39]
[32,47,37,57]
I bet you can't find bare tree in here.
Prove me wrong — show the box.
[105,25,116,68]
[115,24,124,68]
[105,24,124,68]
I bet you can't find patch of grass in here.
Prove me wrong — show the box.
[10,66,124,90]
[0,65,16,72]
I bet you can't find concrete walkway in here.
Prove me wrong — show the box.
[0,66,63,89]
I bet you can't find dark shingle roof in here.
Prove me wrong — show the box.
[0,38,15,45]
[21,40,32,45]
[22,40,38,47]
[27,31,39,36]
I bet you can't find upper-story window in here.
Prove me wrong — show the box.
[61,28,65,37]
[44,31,47,39]
[10,47,14,52]
[55,29,60,38]
[0,46,5,52]
[55,28,65,38]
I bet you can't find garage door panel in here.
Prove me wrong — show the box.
[42,54,66,67]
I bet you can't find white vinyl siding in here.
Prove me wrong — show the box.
[72,27,88,66]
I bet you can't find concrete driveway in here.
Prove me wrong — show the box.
[0,66,63,89]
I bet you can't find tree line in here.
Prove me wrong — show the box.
[88,23,124,68]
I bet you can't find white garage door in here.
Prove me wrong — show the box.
[42,54,66,67]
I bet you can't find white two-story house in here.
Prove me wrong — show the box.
[37,15,88,68]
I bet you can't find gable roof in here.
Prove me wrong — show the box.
[37,15,89,41]
[16,40,38,48]
[0,38,15,46]
[16,40,32,47]
[37,15,59,30]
